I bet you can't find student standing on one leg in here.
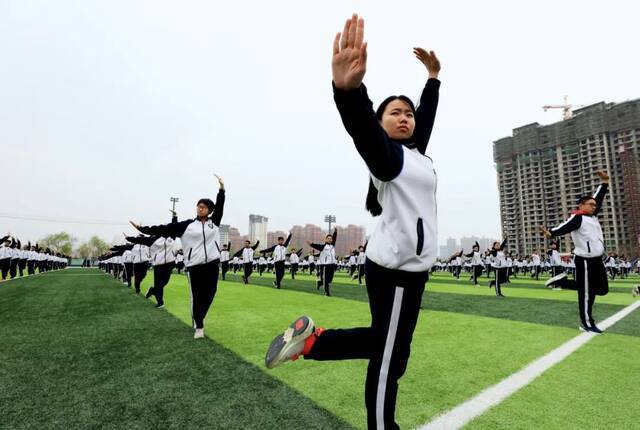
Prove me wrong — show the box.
[261,233,292,289]
[127,212,177,309]
[0,235,11,280]
[219,243,230,280]
[289,248,301,279]
[488,237,508,297]
[354,243,366,284]
[130,175,226,339]
[265,15,441,429]
[531,250,541,280]
[308,230,338,296]
[541,170,611,333]
[233,239,260,285]
[466,242,483,285]
[130,240,151,293]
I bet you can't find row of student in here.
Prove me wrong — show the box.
[0,235,69,280]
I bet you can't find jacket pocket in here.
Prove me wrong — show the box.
[586,241,591,253]
[416,218,425,256]
[188,248,193,261]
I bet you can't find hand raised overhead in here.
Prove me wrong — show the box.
[332,14,367,90]
[413,48,441,78]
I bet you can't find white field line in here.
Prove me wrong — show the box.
[419,300,640,430]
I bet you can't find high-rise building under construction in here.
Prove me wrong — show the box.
[493,98,640,257]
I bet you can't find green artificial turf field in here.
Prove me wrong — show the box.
[0,268,638,429]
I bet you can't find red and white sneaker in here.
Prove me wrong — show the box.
[265,316,319,369]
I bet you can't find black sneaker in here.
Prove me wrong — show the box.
[155,303,165,309]
[316,280,322,290]
[589,326,603,334]
[145,287,154,299]
[265,316,314,369]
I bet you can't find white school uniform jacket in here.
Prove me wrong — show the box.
[122,250,132,264]
[273,245,288,262]
[290,253,299,264]
[531,254,541,266]
[348,255,357,266]
[318,244,336,265]
[357,252,366,265]
[220,250,229,262]
[131,244,150,264]
[242,247,255,263]
[0,245,10,260]
[367,146,437,272]
[150,237,176,266]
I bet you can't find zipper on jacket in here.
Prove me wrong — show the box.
[202,223,208,263]
[416,218,425,255]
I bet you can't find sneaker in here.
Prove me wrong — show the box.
[578,325,590,332]
[273,281,277,288]
[265,316,315,369]
[155,303,165,309]
[589,325,603,334]
[145,287,154,299]
[316,280,322,290]
[633,287,639,297]
[194,328,205,339]
[545,273,566,288]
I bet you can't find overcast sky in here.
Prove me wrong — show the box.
[1,1,638,247]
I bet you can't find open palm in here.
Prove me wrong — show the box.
[332,14,367,90]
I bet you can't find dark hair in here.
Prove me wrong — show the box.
[366,96,417,217]
[375,95,416,120]
[197,198,215,214]
[577,196,596,206]
[277,236,284,240]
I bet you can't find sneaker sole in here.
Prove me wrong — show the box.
[265,316,314,369]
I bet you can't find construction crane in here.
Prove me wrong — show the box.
[542,95,576,120]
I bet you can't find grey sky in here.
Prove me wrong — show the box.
[1,1,638,247]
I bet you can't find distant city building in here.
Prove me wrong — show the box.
[248,214,268,251]
[334,224,366,257]
[228,227,242,253]
[460,236,495,253]
[494,98,640,256]
[219,224,230,247]
[290,224,324,255]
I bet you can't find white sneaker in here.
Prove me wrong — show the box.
[194,328,205,339]
[545,273,567,288]
[633,287,639,297]
[265,316,314,369]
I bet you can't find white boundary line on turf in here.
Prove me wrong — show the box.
[419,300,640,430]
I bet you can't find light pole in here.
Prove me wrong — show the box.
[170,197,180,212]
[324,214,336,233]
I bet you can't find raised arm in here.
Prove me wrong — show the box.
[499,237,508,251]
[125,235,157,247]
[133,219,191,239]
[283,233,292,247]
[593,171,609,216]
[232,248,243,259]
[412,48,441,154]
[332,229,338,245]
[332,14,404,182]
[261,244,277,254]
[309,243,324,252]
[251,240,260,251]
[211,186,226,226]
[544,215,582,237]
